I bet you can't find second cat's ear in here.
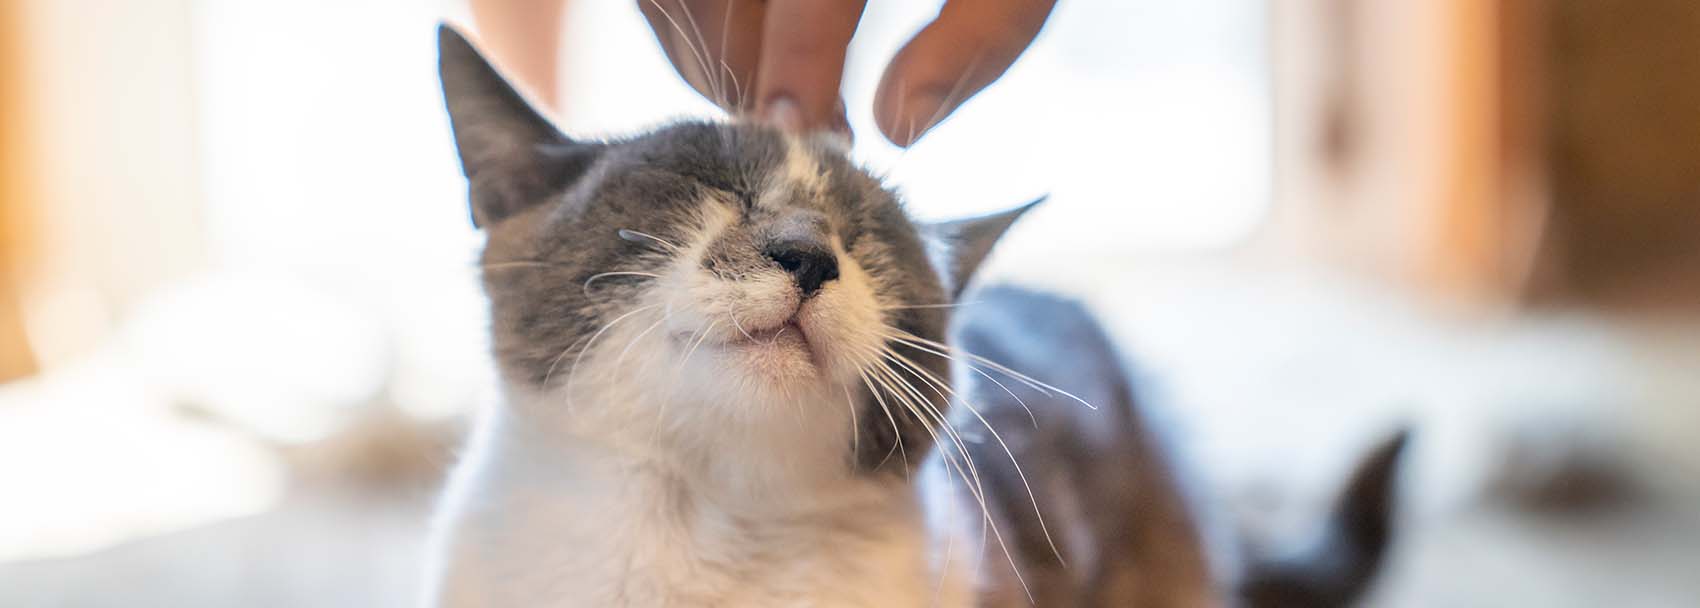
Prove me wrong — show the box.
[438,25,600,227]
[924,197,1044,300]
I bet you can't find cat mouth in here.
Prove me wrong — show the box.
[726,319,810,354]
[733,321,803,345]
[714,317,823,373]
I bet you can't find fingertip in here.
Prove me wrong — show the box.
[873,0,1059,147]
[875,86,950,148]
[763,95,805,133]
[753,0,866,134]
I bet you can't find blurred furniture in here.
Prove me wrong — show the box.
[1270,0,1700,311]
[1542,0,1700,307]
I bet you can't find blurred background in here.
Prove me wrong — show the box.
[1,0,1698,605]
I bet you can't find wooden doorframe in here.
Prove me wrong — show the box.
[1428,0,1550,301]
[1,0,40,380]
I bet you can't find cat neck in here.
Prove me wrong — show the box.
[499,379,877,510]
[430,328,974,606]
[438,390,964,607]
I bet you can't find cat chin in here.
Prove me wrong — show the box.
[662,325,819,390]
[710,324,818,379]
[660,289,883,392]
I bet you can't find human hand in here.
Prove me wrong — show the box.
[638,0,1058,147]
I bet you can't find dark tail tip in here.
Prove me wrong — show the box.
[1240,428,1413,608]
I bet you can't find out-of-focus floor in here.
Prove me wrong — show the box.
[0,489,430,608]
[3,259,1699,606]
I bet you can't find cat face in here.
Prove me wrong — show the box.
[439,27,1030,473]
[479,123,938,400]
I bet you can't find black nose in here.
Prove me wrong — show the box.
[765,241,839,297]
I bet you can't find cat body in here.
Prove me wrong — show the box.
[425,25,1404,607]
[944,286,1217,606]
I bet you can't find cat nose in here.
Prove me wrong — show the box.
[764,240,839,297]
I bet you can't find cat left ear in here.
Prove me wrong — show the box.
[438,25,599,227]
[925,197,1044,300]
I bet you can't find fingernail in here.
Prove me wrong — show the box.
[764,96,804,133]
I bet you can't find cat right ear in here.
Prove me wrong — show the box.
[438,25,600,227]
[924,197,1044,300]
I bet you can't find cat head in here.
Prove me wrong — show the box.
[437,26,1033,475]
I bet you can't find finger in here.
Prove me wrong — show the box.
[873,0,1057,147]
[754,0,868,133]
[638,0,765,113]
[830,95,852,141]
[468,0,572,113]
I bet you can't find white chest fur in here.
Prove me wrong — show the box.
[425,405,973,608]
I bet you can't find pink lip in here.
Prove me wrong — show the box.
[725,317,827,369]
[735,319,804,346]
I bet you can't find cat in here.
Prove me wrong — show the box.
[941,286,1408,607]
[424,25,1404,607]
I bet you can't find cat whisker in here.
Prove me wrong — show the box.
[871,416,905,472]
[856,351,965,489]
[886,330,1099,411]
[881,330,1037,428]
[548,304,661,409]
[722,61,745,112]
[884,347,1067,572]
[617,228,683,253]
[787,384,806,431]
[480,260,561,271]
[652,320,718,453]
[717,0,753,112]
[886,333,1046,426]
[646,0,724,108]
[616,313,672,367]
[855,368,910,475]
[901,114,918,156]
[730,312,756,342]
[583,271,662,295]
[878,301,980,311]
[867,354,985,506]
[719,0,740,110]
[839,383,861,464]
[676,319,720,372]
[916,52,986,145]
[932,456,960,606]
[861,347,1032,603]
[673,0,727,109]
[875,75,920,176]
[870,352,1005,523]
[861,355,949,486]
[973,366,1039,429]
[884,52,987,173]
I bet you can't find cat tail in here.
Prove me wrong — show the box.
[1238,428,1412,608]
